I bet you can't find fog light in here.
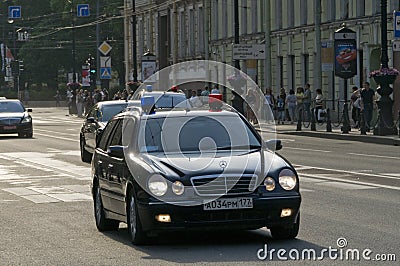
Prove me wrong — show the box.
[280,208,292,217]
[155,214,171,223]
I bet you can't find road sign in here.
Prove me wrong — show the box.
[100,56,111,68]
[77,4,90,17]
[232,44,265,60]
[393,40,400,52]
[394,11,400,38]
[98,41,112,56]
[8,6,21,19]
[100,67,111,79]
[321,40,334,72]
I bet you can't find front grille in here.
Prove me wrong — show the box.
[0,118,20,125]
[191,175,257,196]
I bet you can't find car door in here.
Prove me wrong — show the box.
[84,105,99,151]
[95,119,118,212]
[103,119,126,215]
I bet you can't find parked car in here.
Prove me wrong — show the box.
[80,100,140,162]
[0,99,33,138]
[91,101,301,245]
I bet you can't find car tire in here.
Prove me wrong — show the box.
[93,183,119,231]
[80,136,92,163]
[127,189,147,245]
[26,131,33,138]
[270,213,300,240]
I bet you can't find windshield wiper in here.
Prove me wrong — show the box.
[216,144,261,150]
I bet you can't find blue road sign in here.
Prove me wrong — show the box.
[395,11,400,38]
[8,6,21,19]
[100,67,111,79]
[77,4,90,17]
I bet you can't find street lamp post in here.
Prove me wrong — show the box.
[372,0,398,135]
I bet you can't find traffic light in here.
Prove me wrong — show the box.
[88,55,96,88]
[19,61,24,73]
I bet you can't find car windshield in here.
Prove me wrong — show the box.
[0,101,24,113]
[100,103,128,122]
[154,94,187,109]
[138,115,261,153]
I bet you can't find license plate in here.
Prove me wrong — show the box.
[203,197,253,210]
[3,126,16,130]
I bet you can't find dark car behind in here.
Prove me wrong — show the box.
[0,99,33,138]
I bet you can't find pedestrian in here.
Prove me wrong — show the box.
[314,89,324,122]
[276,93,285,124]
[24,89,30,106]
[201,86,210,104]
[360,82,375,132]
[350,86,361,128]
[295,87,304,121]
[303,83,312,121]
[189,90,202,107]
[54,90,61,107]
[211,86,220,94]
[66,89,73,114]
[76,89,84,117]
[264,88,275,112]
[286,89,297,124]
[246,88,256,123]
[102,88,109,101]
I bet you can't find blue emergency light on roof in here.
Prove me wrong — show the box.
[146,85,153,92]
[141,96,156,114]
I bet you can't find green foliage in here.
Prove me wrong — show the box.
[1,0,125,92]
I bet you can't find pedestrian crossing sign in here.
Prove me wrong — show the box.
[100,67,111,79]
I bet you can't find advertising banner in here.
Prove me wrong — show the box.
[334,28,357,79]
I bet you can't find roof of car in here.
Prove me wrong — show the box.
[142,91,186,96]
[97,100,139,107]
[0,98,22,103]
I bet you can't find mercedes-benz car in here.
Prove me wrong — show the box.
[91,101,301,245]
[0,99,33,138]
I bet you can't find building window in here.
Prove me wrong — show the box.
[300,0,307,25]
[138,18,144,58]
[241,0,247,35]
[251,0,258,33]
[197,7,205,54]
[372,1,380,14]
[356,0,365,17]
[327,0,336,22]
[179,11,186,58]
[212,0,219,40]
[188,9,195,56]
[301,54,309,86]
[288,55,295,90]
[390,0,400,11]
[222,0,228,38]
[278,56,284,89]
[340,0,349,19]
[275,0,282,30]
[287,0,294,28]
[146,14,151,51]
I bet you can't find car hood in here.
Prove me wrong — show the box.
[0,112,25,119]
[142,149,291,178]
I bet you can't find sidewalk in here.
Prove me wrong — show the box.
[265,122,400,146]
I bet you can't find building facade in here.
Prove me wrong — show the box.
[128,0,400,118]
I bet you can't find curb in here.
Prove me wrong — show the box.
[278,130,400,146]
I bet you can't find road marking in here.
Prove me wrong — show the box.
[299,173,400,191]
[35,128,78,137]
[347,152,400,160]
[34,132,79,142]
[286,147,331,153]
[294,164,400,181]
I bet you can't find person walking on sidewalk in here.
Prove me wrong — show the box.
[303,83,312,121]
[350,86,361,128]
[314,89,324,122]
[295,87,304,121]
[360,82,374,132]
[286,89,297,124]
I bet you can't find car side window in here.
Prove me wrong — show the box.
[98,120,117,151]
[108,119,122,147]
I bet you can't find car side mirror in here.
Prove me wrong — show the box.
[86,117,95,123]
[95,128,103,148]
[107,145,124,159]
[265,139,282,151]
[27,108,32,112]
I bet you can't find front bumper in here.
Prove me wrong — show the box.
[0,123,32,135]
[136,195,301,232]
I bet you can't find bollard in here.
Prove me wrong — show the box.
[341,102,351,134]
[326,108,332,132]
[296,109,302,131]
[311,108,316,131]
[359,109,367,135]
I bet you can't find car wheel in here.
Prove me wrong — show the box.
[127,189,146,245]
[80,136,92,163]
[270,213,300,240]
[93,183,119,231]
[26,131,33,138]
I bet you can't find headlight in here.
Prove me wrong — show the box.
[148,174,168,196]
[264,177,275,191]
[278,169,297,190]
[21,116,32,123]
[172,181,184,195]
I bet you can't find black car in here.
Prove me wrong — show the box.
[0,99,33,138]
[80,100,140,162]
[91,106,301,244]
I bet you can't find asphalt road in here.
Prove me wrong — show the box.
[0,108,398,265]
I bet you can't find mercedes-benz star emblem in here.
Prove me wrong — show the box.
[219,160,227,169]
